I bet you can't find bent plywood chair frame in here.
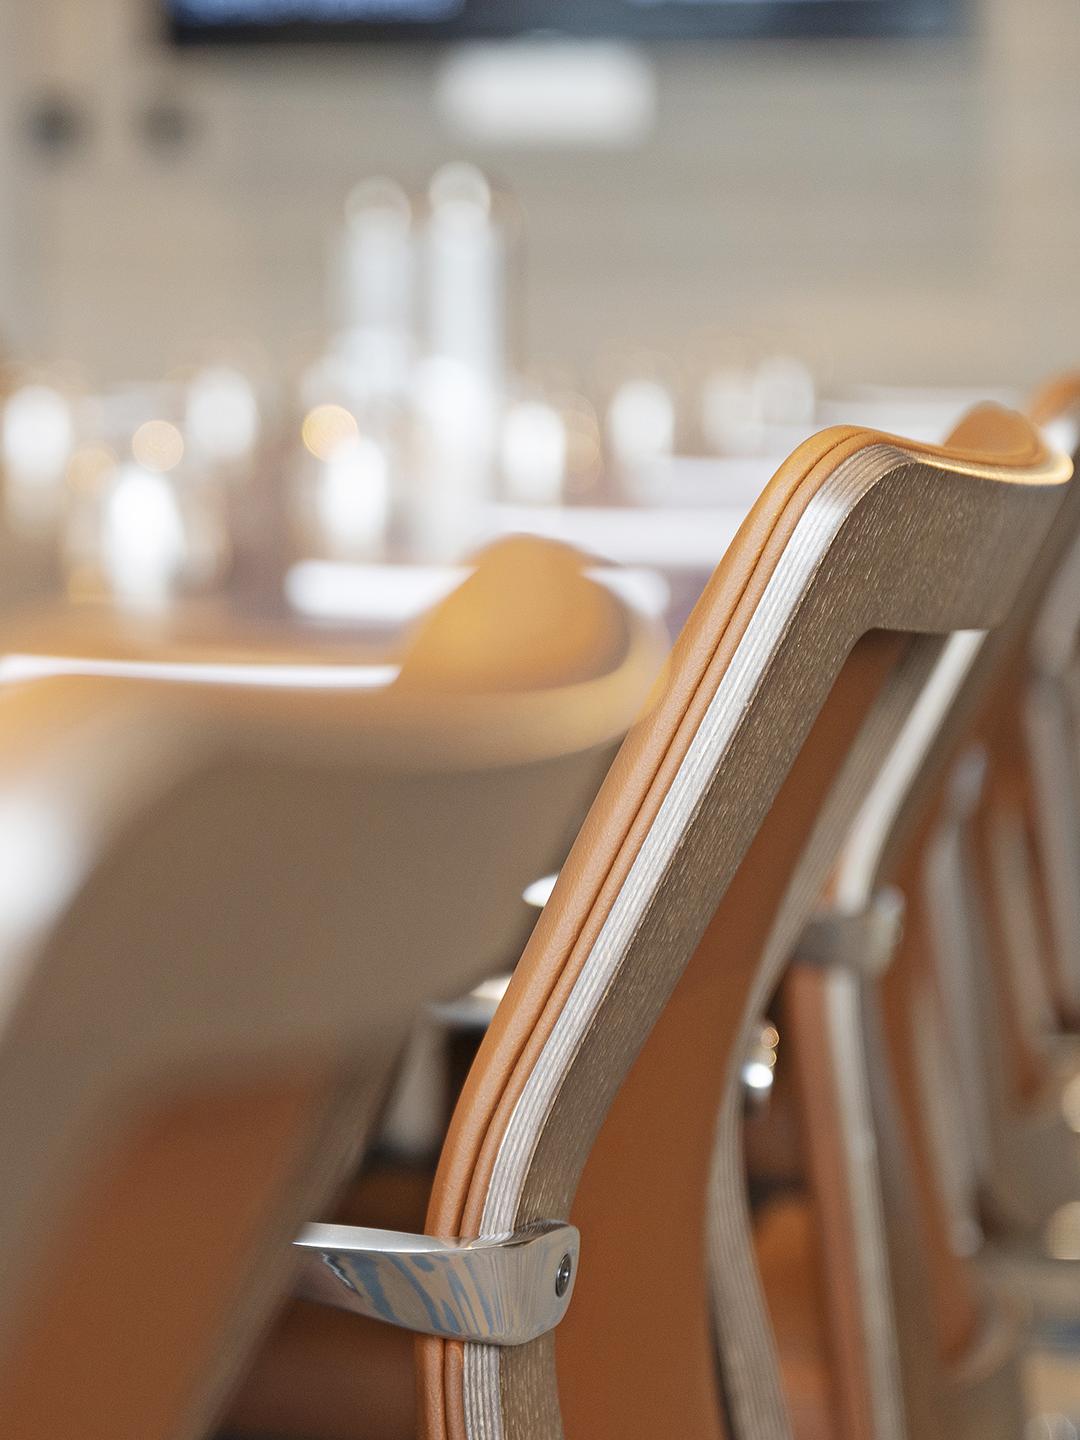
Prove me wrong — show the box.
[418,418,1070,1440]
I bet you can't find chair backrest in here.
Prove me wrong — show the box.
[921,385,1080,1237]
[0,537,666,1440]
[1023,374,1080,1023]
[943,386,1080,1125]
[782,398,1080,1440]
[417,415,1070,1440]
[893,388,1080,1233]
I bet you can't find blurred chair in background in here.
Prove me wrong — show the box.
[921,382,1080,1322]
[1016,376,1080,1035]
[0,537,665,1440]
[777,399,1080,1440]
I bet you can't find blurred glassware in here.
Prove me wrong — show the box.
[558,390,604,500]
[2,381,76,538]
[100,460,188,610]
[291,400,392,564]
[185,364,261,476]
[701,365,765,457]
[61,383,232,610]
[312,434,391,562]
[606,376,677,499]
[425,163,503,395]
[407,353,494,560]
[499,392,567,506]
[327,177,415,409]
[753,354,816,429]
[701,353,817,458]
[515,366,602,501]
[292,180,416,566]
[296,164,518,565]
[396,164,507,561]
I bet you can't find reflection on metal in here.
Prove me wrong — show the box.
[1025,674,1080,1017]
[1061,1073,1080,1136]
[793,887,904,977]
[1044,1202,1080,1263]
[909,979,982,1259]
[523,872,559,909]
[293,1220,578,1345]
[741,1019,780,1104]
[1027,1414,1080,1440]
[835,631,986,907]
[429,973,512,1032]
[924,806,994,1181]
[983,1233,1080,1330]
[988,802,1057,1046]
[931,762,1080,1234]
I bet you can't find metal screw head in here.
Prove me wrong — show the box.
[555,1252,573,1299]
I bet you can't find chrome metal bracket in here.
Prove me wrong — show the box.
[793,886,904,978]
[293,1220,579,1345]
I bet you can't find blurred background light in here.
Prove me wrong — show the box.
[102,463,188,607]
[302,403,360,460]
[499,400,567,506]
[131,419,185,474]
[312,433,391,559]
[435,42,656,148]
[186,366,260,464]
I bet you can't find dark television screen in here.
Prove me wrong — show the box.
[167,0,961,44]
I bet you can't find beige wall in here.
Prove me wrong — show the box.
[5,0,1079,390]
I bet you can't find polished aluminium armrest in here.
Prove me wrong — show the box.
[293,1220,578,1346]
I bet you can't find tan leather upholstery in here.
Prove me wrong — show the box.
[226,1161,428,1440]
[224,1163,432,1440]
[397,537,627,692]
[0,539,666,1440]
[0,1077,336,1440]
[1030,372,1080,428]
[229,1308,416,1440]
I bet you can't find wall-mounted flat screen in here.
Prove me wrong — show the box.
[167,0,961,44]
